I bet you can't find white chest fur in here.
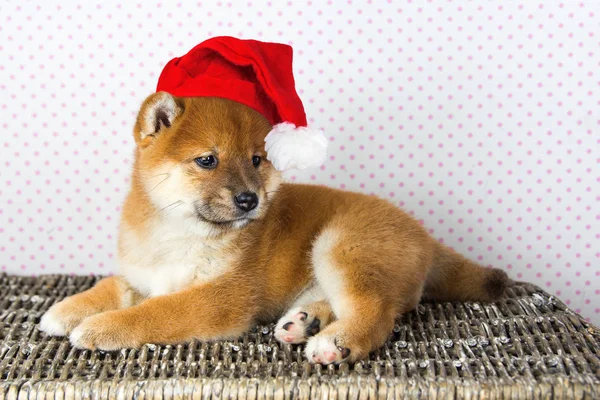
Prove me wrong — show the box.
[118,218,237,298]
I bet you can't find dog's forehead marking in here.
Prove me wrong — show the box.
[166,97,270,156]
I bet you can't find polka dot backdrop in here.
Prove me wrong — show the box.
[0,1,598,323]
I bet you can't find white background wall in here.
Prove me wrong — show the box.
[1,1,598,324]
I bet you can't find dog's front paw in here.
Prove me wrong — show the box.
[40,301,88,336]
[274,308,321,345]
[305,335,351,365]
[69,312,142,351]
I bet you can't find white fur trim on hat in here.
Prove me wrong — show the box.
[264,122,328,171]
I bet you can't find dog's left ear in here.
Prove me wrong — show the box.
[134,91,184,147]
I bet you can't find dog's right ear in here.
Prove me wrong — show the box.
[134,91,184,147]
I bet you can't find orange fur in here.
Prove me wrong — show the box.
[40,93,510,363]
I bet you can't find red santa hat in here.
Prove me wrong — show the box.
[156,36,327,171]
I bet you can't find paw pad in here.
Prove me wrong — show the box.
[282,322,294,331]
[274,310,321,345]
[305,335,351,365]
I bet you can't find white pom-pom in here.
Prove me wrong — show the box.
[264,122,328,171]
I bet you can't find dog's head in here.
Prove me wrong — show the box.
[132,92,282,232]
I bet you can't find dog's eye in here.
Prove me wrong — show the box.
[195,155,218,169]
[252,156,261,167]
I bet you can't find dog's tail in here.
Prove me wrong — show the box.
[424,242,511,302]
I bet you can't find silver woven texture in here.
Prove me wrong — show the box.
[0,274,598,399]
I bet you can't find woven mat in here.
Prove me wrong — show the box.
[0,275,599,399]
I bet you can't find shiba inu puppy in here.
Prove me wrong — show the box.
[40,37,509,364]
[40,92,508,364]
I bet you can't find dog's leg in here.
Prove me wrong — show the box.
[305,228,426,364]
[274,284,335,344]
[39,276,139,336]
[69,272,258,350]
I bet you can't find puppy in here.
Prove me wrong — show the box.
[40,92,509,364]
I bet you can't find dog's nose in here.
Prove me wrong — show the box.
[234,192,258,212]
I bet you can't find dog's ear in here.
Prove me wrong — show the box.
[134,91,184,147]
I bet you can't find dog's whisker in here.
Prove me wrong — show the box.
[165,203,183,214]
[155,200,184,215]
[147,172,170,179]
[148,174,171,193]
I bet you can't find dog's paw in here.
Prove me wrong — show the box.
[39,302,86,336]
[69,312,141,351]
[274,308,321,345]
[39,307,68,336]
[305,335,351,365]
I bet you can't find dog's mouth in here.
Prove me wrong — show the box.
[197,214,251,226]
[193,209,252,228]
